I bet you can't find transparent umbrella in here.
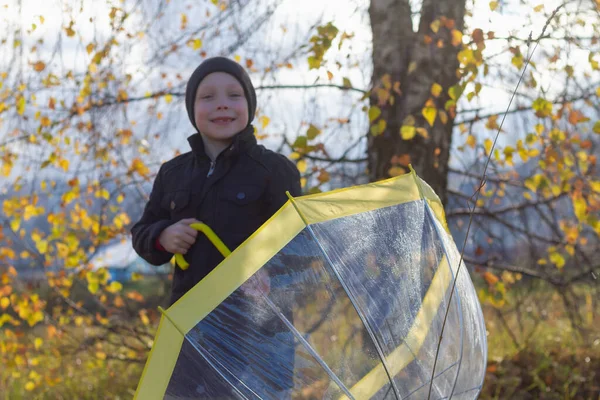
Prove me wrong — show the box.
[135,169,487,400]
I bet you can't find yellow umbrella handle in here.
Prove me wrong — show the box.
[174,223,232,270]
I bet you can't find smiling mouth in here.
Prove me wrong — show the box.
[211,117,235,124]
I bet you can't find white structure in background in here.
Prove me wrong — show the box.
[90,237,170,282]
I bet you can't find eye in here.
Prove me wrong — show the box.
[230,93,243,98]
[198,93,213,100]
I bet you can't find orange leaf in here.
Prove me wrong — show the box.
[568,110,589,125]
[472,28,485,45]
[33,61,46,72]
[483,271,499,285]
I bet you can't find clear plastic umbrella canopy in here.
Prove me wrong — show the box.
[135,170,487,400]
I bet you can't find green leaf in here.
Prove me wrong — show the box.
[306,124,321,140]
[368,106,381,122]
[532,98,553,118]
[448,84,464,101]
[293,136,307,150]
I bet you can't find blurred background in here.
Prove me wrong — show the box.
[0,0,598,398]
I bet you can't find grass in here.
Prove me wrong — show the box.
[1,279,598,399]
[479,280,600,399]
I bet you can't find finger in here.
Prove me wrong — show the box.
[175,246,189,255]
[174,238,193,250]
[182,226,199,238]
[180,231,197,245]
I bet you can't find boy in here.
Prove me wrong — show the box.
[131,56,301,397]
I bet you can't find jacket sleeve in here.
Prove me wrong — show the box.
[266,154,302,216]
[130,166,175,266]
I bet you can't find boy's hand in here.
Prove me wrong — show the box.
[158,218,200,254]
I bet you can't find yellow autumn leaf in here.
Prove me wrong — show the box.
[400,126,416,140]
[96,351,107,360]
[164,94,173,104]
[25,382,35,391]
[139,310,150,326]
[422,106,437,127]
[0,297,9,309]
[388,166,407,176]
[10,218,20,232]
[106,281,123,293]
[430,20,440,33]
[466,135,476,149]
[36,240,48,255]
[533,4,544,12]
[533,98,553,118]
[549,251,565,268]
[131,272,143,282]
[489,1,499,11]
[55,243,69,258]
[2,162,12,177]
[88,281,99,294]
[95,188,110,200]
[188,38,202,50]
[451,29,463,46]
[572,195,587,222]
[484,138,493,156]
[439,110,448,125]
[27,311,44,327]
[131,158,149,177]
[16,96,26,115]
[296,159,307,173]
[408,61,417,74]
[511,55,524,70]
[431,83,443,97]
[259,116,270,130]
[34,337,43,350]
[180,13,188,30]
[59,158,69,172]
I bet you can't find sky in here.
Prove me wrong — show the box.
[0,0,596,179]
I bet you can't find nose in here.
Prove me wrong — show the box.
[216,104,229,110]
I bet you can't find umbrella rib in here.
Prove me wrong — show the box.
[184,337,259,399]
[285,192,403,400]
[158,307,258,399]
[259,295,357,400]
[402,360,460,399]
[425,204,466,398]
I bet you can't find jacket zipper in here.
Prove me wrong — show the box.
[207,160,216,177]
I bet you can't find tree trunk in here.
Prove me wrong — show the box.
[368,0,467,206]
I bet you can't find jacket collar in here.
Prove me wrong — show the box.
[187,124,257,161]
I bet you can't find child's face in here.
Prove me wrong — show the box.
[194,72,249,145]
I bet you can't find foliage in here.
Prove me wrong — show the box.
[0,0,599,396]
